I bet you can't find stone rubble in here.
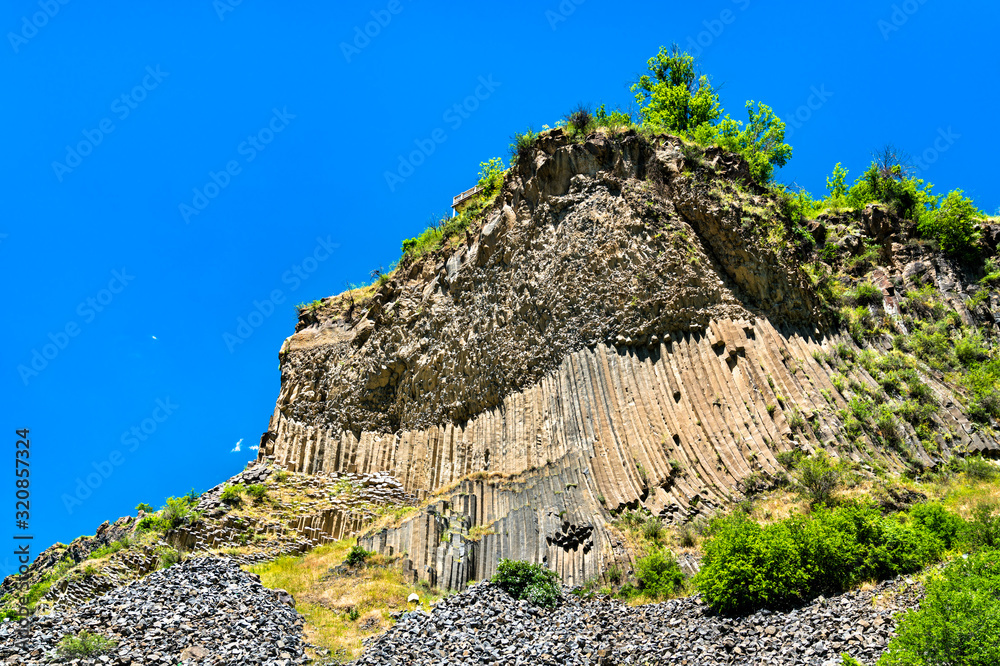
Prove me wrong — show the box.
[0,558,307,666]
[356,577,922,666]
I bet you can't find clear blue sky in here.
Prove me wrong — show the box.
[3,0,998,578]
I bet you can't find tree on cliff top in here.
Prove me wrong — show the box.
[631,44,721,133]
[632,45,792,183]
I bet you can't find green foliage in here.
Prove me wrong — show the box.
[634,548,684,599]
[712,101,792,183]
[509,127,539,166]
[245,483,268,503]
[827,163,849,197]
[847,161,938,221]
[879,548,1000,666]
[476,157,506,199]
[964,502,1000,550]
[157,547,182,570]
[220,484,244,506]
[795,451,842,506]
[492,559,561,608]
[345,545,370,567]
[57,631,118,658]
[631,44,721,133]
[88,539,128,560]
[854,282,882,306]
[565,104,592,135]
[697,501,962,614]
[641,516,665,543]
[135,502,154,514]
[918,189,983,258]
[593,104,631,129]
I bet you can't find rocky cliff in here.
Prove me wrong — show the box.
[256,128,1000,591]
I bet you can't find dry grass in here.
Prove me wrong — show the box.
[249,539,447,662]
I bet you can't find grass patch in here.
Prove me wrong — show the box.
[250,539,447,662]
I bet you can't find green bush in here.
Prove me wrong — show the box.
[711,101,792,183]
[918,189,983,258]
[964,502,1000,550]
[157,547,182,570]
[593,104,631,129]
[57,631,118,658]
[565,104,592,135]
[220,484,244,505]
[634,548,684,599]
[854,282,882,306]
[476,157,505,199]
[245,483,268,503]
[345,545,370,567]
[135,502,154,514]
[491,559,561,608]
[697,501,959,614]
[509,128,539,166]
[879,548,1000,666]
[795,451,841,506]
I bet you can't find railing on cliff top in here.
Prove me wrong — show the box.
[451,185,483,215]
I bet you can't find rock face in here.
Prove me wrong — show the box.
[255,129,999,591]
[356,576,923,666]
[0,558,307,665]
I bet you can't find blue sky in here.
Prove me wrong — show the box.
[2,0,998,578]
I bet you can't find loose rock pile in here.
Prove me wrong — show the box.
[0,558,307,665]
[358,578,922,666]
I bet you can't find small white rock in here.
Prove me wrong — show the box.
[407,593,420,604]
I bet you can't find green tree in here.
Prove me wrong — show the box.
[713,101,793,183]
[827,163,849,197]
[918,188,983,257]
[631,44,721,133]
[477,157,506,199]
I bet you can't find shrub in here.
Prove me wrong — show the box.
[826,163,849,198]
[854,282,882,306]
[492,559,561,608]
[565,104,592,135]
[635,548,684,599]
[57,631,118,658]
[245,483,268,503]
[220,484,244,505]
[135,502,154,514]
[961,456,998,481]
[918,188,983,258]
[697,513,807,614]
[157,547,182,570]
[345,545,370,567]
[509,128,539,166]
[593,104,631,129]
[162,495,196,528]
[697,501,952,614]
[795,451,841,506]
[476,157,506,199]
[879,548,1000,666]
[964,502,1000,550]
[908,502,964,550]
[642,516,664,543]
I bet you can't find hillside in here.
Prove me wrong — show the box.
[3,123,999,664]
